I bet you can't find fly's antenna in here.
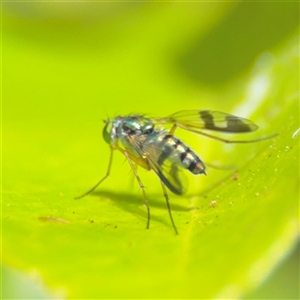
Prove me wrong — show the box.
[103,103,109,120]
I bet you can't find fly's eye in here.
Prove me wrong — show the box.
[102,120,112,144]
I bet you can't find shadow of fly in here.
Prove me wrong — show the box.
[75,110,277,234]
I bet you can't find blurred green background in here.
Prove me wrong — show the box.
[2,2,299,299]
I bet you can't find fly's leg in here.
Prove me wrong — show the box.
[197,130,278,143]
[123,150,151,229]
[161,181,179,235]
[164,123,180,234]
[169,124,178,135]
[205,162,235,170]
[74,147,114,200]
[129,164,138,188]
[168,121,277,143]
[179,127,278,144]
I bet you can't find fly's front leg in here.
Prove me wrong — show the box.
[123,150,151,229]
[161,181,178,235]
[75,147,114,200]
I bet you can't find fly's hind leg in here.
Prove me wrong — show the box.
[168,124,178,136]
[74,147,114,200]
[161,181,179,235]
[123,150,151,230]
[180,128,278,144]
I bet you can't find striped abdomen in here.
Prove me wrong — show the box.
[157,134,206,175]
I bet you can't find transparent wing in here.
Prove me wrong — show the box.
[127,135,188,195]
[155,110,258,133]
[146,150,188,195]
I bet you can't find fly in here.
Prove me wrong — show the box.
[75,110,277,234]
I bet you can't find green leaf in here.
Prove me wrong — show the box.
[2,2,298,299]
